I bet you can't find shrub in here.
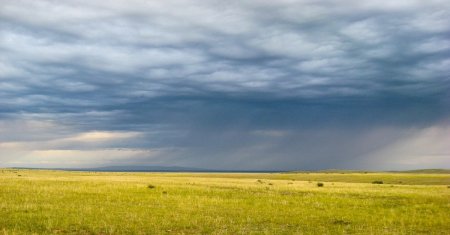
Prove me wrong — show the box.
[147,184,156,189]
[372,180,383,184]
[333,219,351,225]
[317,182,324,187]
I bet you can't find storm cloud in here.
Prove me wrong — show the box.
[1,0,449,170]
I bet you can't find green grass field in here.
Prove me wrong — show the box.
[1,169,449,234]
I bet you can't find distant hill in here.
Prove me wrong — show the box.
[83,165,213,172]
[390,169,450,174]
[287,169,373,174]
[288,169,450,174]
[9,165,282,173]
[9,166,449,174]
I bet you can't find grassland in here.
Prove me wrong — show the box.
[0,169,449,234]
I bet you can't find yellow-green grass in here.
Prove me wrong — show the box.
[154,172,450,185]
[1,169,449,234]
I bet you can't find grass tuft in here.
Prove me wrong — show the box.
[332,219,351,225]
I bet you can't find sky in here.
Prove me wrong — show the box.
[0,0,449,170]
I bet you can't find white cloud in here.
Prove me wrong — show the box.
[364,125,450,169]
[6,149,165,168]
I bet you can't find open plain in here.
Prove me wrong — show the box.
[0,169,449,234]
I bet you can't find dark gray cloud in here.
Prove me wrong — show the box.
[0,0,449,169]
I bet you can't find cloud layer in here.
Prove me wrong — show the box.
[1,0,449,170]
